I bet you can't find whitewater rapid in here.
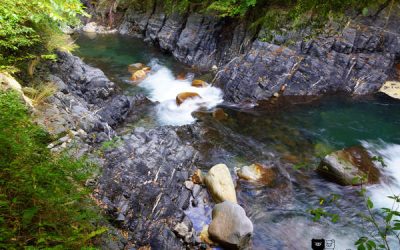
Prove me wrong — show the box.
[139,63,223,126]
[363,142,400,210]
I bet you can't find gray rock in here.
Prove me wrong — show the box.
[208,201,253,249]
[50,51,116,105]
[95,126,200,249]
[317,146,381,186]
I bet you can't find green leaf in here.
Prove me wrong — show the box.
[362,7,369,16]
[367,198,373,209]
[22,207,38,226]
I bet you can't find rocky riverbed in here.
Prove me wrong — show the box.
[25,1,400,248]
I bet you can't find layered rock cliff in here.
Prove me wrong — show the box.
[97,1,400,103]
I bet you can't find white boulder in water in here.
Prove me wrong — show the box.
[204,164,237,203]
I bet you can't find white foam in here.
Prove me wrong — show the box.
[139,66,223,126]
[363,141,400,209]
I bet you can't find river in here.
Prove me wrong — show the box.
[76,33,400,249]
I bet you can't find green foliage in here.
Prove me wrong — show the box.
[0,90,105,248]
[0,0,87,69]
[101,136,122,151]
[153,0,392,42]
[207,0,258,17]
[356,191,400,250]
[308,193,341,223]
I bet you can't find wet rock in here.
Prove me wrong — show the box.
[184,180,194,190]
[176,92,201,106]
[128,63,146,73]
[379,81,400,99]
[191,79,208,88]
[317,146,381,185]
[212,108,228,121]
[96,126,199,249]
[97,95,132,128]
[191,169,204,184]
[237,163,277,185]
[82,22,98,33]
[204,164,237,203]
[208,201,253,249]
[82,22,117,34]
[173,222,193,243]
[130,69,147,82]
[200,225,216,246]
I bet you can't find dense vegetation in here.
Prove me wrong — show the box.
[98,0,392,41]
[169,0,392,38]
[0,0,87,70]
[0,90,105,249]
[0,0,107,248]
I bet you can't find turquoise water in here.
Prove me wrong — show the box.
[76,34,400,250]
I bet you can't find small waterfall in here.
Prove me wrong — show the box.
[139,64,223,126]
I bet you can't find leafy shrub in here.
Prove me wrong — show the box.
[0,0,87,69]
[0,90,104,248]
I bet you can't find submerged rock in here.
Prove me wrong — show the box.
[191,79,208,88]
[379,81,400,99]
[128,63,146,73]
[237,163,277,186]
[204,164,237,203]
[208,201,253,249]
[176,92,201,106]
[317,146,381,185]
[212,108,228,121]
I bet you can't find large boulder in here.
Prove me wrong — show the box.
[204,164,237,203]
[317,146,381,186]
[208,201,253,249]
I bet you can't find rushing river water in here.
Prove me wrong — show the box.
[76,33,400,249]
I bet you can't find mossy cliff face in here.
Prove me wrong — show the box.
[88,0,400,103]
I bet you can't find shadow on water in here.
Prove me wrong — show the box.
[76,34,400,249]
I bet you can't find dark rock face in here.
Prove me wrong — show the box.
[120,4,254,71]
[118,2,400,103]
[50,51,116,105]
[96,126,199,249]
[49,52,149,134]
